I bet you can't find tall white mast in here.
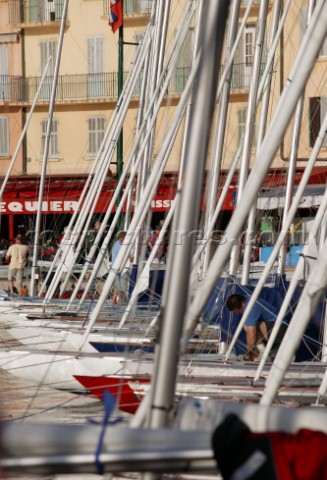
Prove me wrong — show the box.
[182,0,327,343]
[29,0,69,297]
[241,0,284,280]
[201,0,241,276]
[79,52,201,350]
[147,1,230,430]
[277,0,316,274]
[229,0,270,279]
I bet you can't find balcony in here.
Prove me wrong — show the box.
[0,73,119,103]
[224,62,267,90]
[9,0,65,25]
[103,0,152,17]
[0,64,260,104]
[0,69,182,103]
[0,75,22,102]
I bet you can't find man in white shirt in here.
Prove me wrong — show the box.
[6,234,29,294]
[111,230,127,305]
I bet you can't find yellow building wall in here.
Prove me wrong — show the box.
[3,0,326,179]
[23,0,191,176]
[0,0,23,175]
[281,0,327,166]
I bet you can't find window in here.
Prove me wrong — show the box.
[0,117,9,157]
[87,36,104,98]
[41,118,59,158]
[0,44,8,100]
[309,97,327,148]
[124,0,152,15]
[0,44,8,75]
[29,0,63,22]
[132,32,145,95]
[238,107,246,146]
[232,24,255,89]
[243,24,255,88]
[40,39,56,75]
[320,36,327,57]
[171,28,193,94]
[244,25,255,67]
[237,107,257,148]
[88,116,105,156]
[40,39,57,99]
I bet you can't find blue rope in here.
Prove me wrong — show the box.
[94,390,123,475]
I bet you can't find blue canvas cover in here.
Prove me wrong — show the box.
[203,276,324,360]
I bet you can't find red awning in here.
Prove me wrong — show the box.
[0,174,236,214]
[2,167,326,215]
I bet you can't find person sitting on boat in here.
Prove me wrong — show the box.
[6,234,30,295]
[226,293,287,361]
[111,230,127,305]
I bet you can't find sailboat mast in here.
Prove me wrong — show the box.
[229,0,270,279]
[201,0,241,277]
[241,0,283,283]
[182,0,327,343]
[116,17,124,229]
[277,0,316,274]
[147,1,230,430]
[29,0,69,297]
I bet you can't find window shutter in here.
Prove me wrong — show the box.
[40,40,56,75]
[235,24,244,64]
[41,118,59,157]
[244,24,255,67]
[96,37,104,73]
[124,0,133,14]
[88,116,105,156]
[87,37,104,74]
[0,44,8,76]
[320,36,327,57]
[309,97,321,148]
[54,0,63,20]
[52,119,58,156]
[29,0,38,22]
[237,108,246,145]
[0,116,9,156]
[233,24,245,89]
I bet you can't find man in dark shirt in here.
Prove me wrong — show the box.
[226,293,286,360]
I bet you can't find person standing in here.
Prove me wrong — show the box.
[111,230,127,305]
[6,234,30,295]
[147,221,168,263]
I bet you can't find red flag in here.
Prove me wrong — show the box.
[108,0,123,33]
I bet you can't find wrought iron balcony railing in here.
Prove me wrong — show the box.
[0,73,120,103]
[9,0,65,24]
[0,75,22,102]
[103,0,152,17]
[0,64,261,104]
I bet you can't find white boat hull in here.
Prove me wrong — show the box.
[0,350,127,390]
